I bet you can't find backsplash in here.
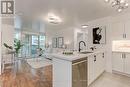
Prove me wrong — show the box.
[112,40,130,52]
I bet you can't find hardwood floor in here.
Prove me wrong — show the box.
[0,60,52,87]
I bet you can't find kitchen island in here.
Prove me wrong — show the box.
[52,51,105,87]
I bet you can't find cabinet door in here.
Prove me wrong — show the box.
[93,55,99,79]
[88,55,94,85]
[112,53,124,72]
[94,53,104,78]
[100,53,105,73]
[125,20,130,39]
[124,53,130,74]
[111,22,125,40]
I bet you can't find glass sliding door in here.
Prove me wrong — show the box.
[22,34,31,57]
[39,36,45,50]
[31,35,39,57]
[21,34,45,57]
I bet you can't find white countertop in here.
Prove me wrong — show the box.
[112,51,130,53]
[52,51,104,61]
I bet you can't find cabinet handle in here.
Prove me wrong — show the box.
[123,34,125,38]
[124,54,126,58]
[125,34,126,38]
[122,54,124,59]
[72,60,87,65]
[94,55,96,62]
[122,53,126,59]
[102,53,104,58]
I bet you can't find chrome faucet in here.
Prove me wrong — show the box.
[79,41,86,52]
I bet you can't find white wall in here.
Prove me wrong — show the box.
[1,18,14,74]
[55,28,74,49]
[46,27,75,49]
[46,28,58,45]
[2,18,14,52]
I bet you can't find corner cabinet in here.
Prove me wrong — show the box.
[112,52,130,75]
[88,52,105,86]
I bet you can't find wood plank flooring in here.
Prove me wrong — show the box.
[0,60,52,87]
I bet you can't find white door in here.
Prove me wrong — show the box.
[88,55,94,85]
[112,53,124,72]
[124,53,130,74]
[111,22,125,40]
[125,20,130,39]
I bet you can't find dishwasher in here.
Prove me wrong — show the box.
[72,57,87,87]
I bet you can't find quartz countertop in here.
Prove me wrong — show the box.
[51,51,104,61]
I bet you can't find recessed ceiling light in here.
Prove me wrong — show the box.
[82,25,88,29]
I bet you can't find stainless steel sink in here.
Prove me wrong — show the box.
[79,51,93,54]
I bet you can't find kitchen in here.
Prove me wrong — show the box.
[0,0,130,87]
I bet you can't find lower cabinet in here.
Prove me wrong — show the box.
[112,52,130,75]
[88,55,94,85]
[125,54,130,74]
[88,52,105,86]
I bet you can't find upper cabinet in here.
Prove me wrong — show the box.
[111,19,130,40]
[111,22,125,40]
[124,20,130,39]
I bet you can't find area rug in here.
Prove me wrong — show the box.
[26,58,52,69]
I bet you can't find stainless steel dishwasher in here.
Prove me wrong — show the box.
[72,57,87,87]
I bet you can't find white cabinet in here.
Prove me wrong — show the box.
[94,53,105,78]
[88,52,105,86]
[112,53,124,72]
[112,53,130,75]
[111,20,130,40]
[96,53,105,77]
[124,20,130,39]
[124,53,130,74]
[88,55,94,85]
[111,22,125,40]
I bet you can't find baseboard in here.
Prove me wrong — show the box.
[112,70,130,77]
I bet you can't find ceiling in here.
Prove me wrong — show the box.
[15,0,130,29]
